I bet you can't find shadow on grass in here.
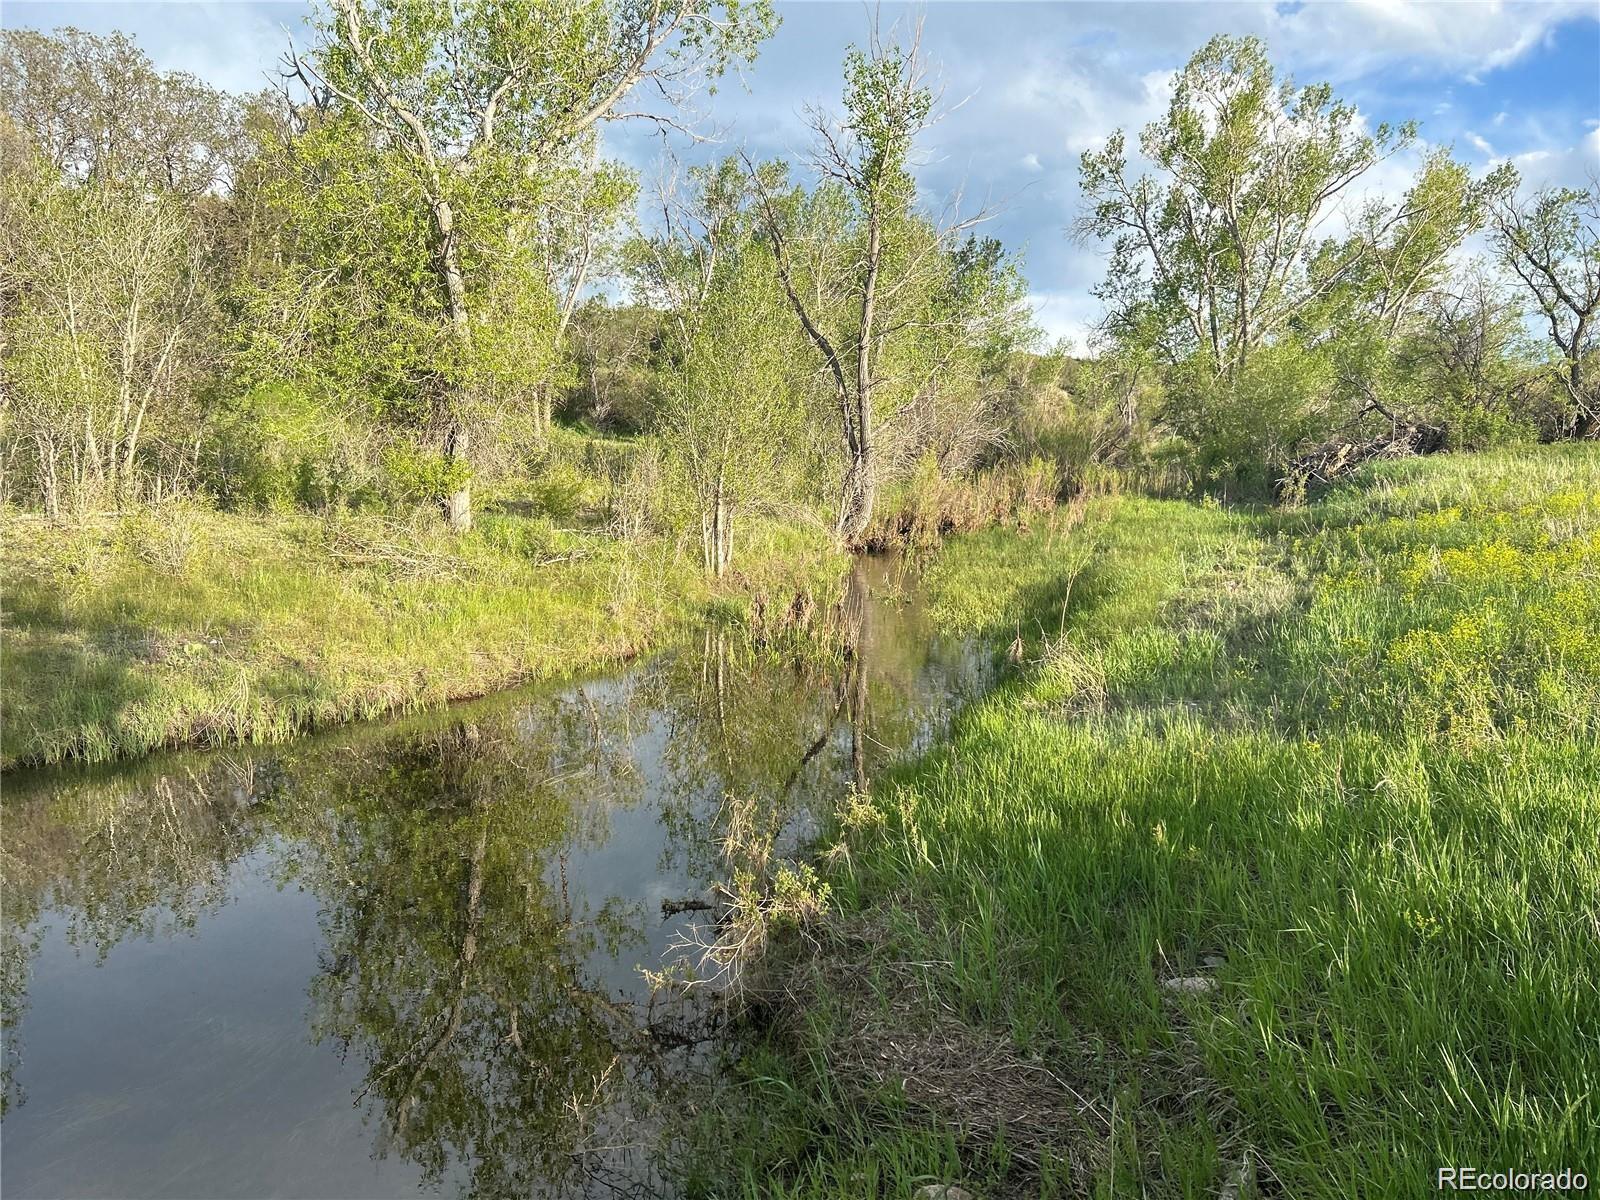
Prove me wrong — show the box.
[0,575,169,768]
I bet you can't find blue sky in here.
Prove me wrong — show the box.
[11,0,1599,344]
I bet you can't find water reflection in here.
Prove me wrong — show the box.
[0,558,993,1198]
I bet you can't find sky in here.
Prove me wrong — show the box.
[10,0,1599,346]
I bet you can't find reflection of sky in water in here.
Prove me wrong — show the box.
[8,850,434,1198]
[0,559,995,1199]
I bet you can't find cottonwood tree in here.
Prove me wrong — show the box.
[903,232,1033,473]
[0,27,247,197]
[1,29,245,513]
[1076,36,1512,473]
[278,0,777,530]
[631,157,800,571]
[746,24,1027,542]
[1487,170,1600,439]
[526,146,637,437]
[565,302,660,431]
[1077,35,1414,383]
[1398,261,1534,443]
[1311,150,1492,428]
[633,156,757,339]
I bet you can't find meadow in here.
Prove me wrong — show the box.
[0,490,844,769]
[688,445,1600,1199]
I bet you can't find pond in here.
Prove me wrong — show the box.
[0,557,996,1199]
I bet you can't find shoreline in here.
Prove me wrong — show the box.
[1,506,850,772]
[691,448,1600,1198]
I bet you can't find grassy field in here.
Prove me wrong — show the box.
[689,445,1600,1199]
[1,500,843,768]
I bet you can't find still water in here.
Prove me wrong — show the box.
[1,559,994,1199]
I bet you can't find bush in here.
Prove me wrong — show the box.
[116,495,214,575]
[380,443,471,506]
[860,453,1064,551]
[205,383,375,511]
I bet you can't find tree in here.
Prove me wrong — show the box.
[656,236,804,574]
[1,140,213,515]
[526,147,637,437]
[0,27,247,197]
[1,28,245,514]
[1074,36,1516,475]
[565,301,661,432]
[1078,35,1414,383]
[1399,261,1535,445]
[746,23,1028,542]
[749,29,930,543]
[279,0,777,531]
[1488,170,1600,439]
[1308,149,1492,433]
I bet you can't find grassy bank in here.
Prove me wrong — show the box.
[691,445,1600,1198]
[1,501,843,768]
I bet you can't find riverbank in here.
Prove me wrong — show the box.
[1,545,994,1194]
[691,445,1600,1198]
[1,503,846,769]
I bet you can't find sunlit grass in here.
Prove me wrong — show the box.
[1,502,844,767]
[692,445,1600,1199]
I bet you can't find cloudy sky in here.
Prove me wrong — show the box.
[12,0,1599,345]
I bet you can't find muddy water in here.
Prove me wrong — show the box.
[0,557,995,1199]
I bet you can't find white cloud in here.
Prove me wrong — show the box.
[1507,127,1600,189]
[1267,0,1594,80]
[1027,291,1099,353]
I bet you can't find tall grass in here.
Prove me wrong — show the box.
[1,499,844,767]
[691,445,1600,1198]
[858,455,1063,553]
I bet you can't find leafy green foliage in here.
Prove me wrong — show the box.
[1076,35,1521,476]
[656,235,809,571]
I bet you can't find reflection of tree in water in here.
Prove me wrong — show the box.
[0,578,989,1190]
[1,756,273,1114]
[267,700,671,1197]
[644,627,841,882]
[1,694,674,1195]
[645,558,971,886]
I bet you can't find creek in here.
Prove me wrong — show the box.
[0,556,996,1199]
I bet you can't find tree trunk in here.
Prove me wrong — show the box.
[837,448,875,546]
[710,464,733,576]
[434,196,473,533]
[444,422,471,533]
[715,493,731,577]
[836,204,882,546]
[37,434,61,522]
[122,394,150,502]
[1569,328,1595,439]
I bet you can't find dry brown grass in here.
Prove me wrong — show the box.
[751,907,1117,1193]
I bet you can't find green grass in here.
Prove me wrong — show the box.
[692,445,1600,1198]
[1,501,844,768]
